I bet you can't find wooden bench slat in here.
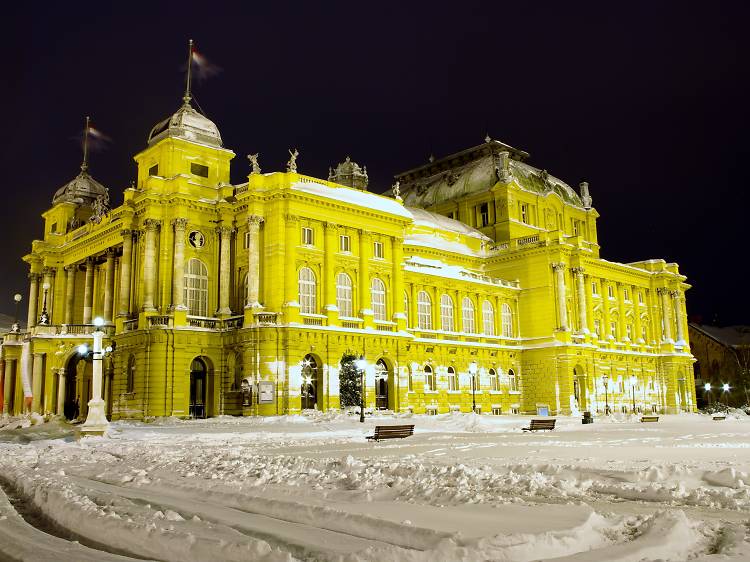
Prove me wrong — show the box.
[367,424,415,441]
[522,419,556,431]
[640,416,659,422]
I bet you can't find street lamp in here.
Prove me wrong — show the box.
[355,356,367,423]
[39,283,51,325]
[80,316,110,436]
[469,361,478,413]
[629,375,637,413]
[723,383,730,409]
[602,374,610,415]
[704,382,711,408]
[11,293,22,332]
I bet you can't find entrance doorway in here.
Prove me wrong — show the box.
[301,354,319,410]
[375,359,388,410]
[190,358,207,418]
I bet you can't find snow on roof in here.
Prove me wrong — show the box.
[407,207,491,241]
[291,180,412,219]
[405,234,483,257]
[404,255,519,288]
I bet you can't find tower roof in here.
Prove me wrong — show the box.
[52,170,108,206]
[147,103,223,148]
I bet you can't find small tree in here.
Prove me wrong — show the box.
[339,352,361,409]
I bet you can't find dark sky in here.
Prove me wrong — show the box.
[2,1,748,325]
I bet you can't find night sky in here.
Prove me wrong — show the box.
[2,2,748,325]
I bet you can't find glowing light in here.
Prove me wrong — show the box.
[78,344,89,355]
[723,383,730,392]
[468,361,478,375]
[704,383,711,392]
[93,317,105,327]
[355,358,367,371]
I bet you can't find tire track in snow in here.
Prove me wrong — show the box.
[68,475,426,560]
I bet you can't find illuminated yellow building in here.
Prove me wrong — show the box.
[0,91,696,420]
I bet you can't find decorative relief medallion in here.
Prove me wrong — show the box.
[188,230,206,248]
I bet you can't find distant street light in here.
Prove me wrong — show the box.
[629,375,637,413]
[469,361,478,413]
[12,293,22,332]
[602,374,610,415]
[722,383,730,409]
[355,356,367,423]
[39,283,51,325]
[704,382,711,408]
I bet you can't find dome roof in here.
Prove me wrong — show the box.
[52,170,108,206]
[147,103,223,148]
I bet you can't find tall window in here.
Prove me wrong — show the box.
[424,365,435,391]
[592,281,599,295]
[302,227,314,246]
[626,324,633,340]
[610,321,618,340]
[623,288,630,301]
[508,368,518,392]
[638,291,644,304]
[489,368,498,391]
[607,285,615,299]
[126,354,136,393]
[371,278,386,321]
[479,203,489,226]
[462,297,476,333]
[298,267,316,314]
[184,258,208,316]
[447,367,457,391]
[373,241,384,259]
[520,203,529,224]
[482,300,495,335]
[339,235,351,252]
[641,324,648,342]
[336,272,353,317]
[417,291,432,329]
[404,290,410,327]
[501,303,513,337]
[440,294,454,332]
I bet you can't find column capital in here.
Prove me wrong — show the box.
[64,264,77,273]
[143,218,161,231]
[172,217,189,230]
[247,214,265,227]
[551,262,566,272]
[42,266,56,277]
[656,287,669,296]
[570,266,585,275]
[105,247,117,258]
[323,221,338,231]
[285,213,299,223]
[216,225,234,237]
[670,289,681,299]
[28,272,40,281]
[120,228,133,238]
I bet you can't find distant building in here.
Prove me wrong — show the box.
[689,324,750,408]
[0,72,697,420]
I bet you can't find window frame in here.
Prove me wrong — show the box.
[417,291,432,330]
[184,258,209,317]
[440,294,455,332]
[335,272,353,317]
[371,277,386,321]
[501,303,513,337]
[301,226,314,246]
[424,365,436,391]
[298,267,317,314]
[447,366,457,391]
[462,297,476,333]
[373,241,384,259]
[339,234,351,252]
[482,300,495,335]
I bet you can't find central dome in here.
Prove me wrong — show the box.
[52,170,108,206]
[147,103,223,148]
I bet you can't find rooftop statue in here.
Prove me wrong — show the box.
[287,148,299,173]
[248,153,261,175]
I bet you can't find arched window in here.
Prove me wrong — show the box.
[298,267,316,314]
[440,294,454,332]
[489,368,498,391]
[501,303,513,337]
[508,368,518,392]
[404,290,410,327]
[424,364,436,391]
[462,297,476,333]
[336,272,353,317]
[371,278,386,321]
[447,366,457,391]
[301,354,319,410]
[482,300,495,335]
[417,291,432,330]
[184,258,208,316]
[126,354,136,393]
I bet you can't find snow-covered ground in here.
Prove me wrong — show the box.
[1,411,750,561]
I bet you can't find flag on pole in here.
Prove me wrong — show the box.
[190,44,221,81]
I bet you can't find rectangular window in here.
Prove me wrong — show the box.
[624,288,630,301]
[592,282,599,295]
[520,203,529,224]
[50,222,57,233]
[607,285,615,299]
[149,164,159,176]
[190,163,209,178]
[638,291,644,304]
[511,407,520,415]
[479,203,489,226]
[492,407,502,415]
[572,219,580,236]
[302,227,314,246]
[610,321,618,339]
[339,235,351,252]
[373,241,383,258]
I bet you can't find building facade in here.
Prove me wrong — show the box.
[0,96,697,420]
[689,324,750,408]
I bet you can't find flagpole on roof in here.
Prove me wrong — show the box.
[183,38,194,107]
[81,115,90,172]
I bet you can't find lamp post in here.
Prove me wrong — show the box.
[80,317,110,436]
[355,356,367,423]
[723,383,730,409]
[602,374,610,415]
[469,361,478,413]
[39,283,50,325]
[629,375,637,413]
[704,382,711,408]
[11,293,22,332]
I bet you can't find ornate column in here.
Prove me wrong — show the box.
[64,265,76,324]
[322,222,337,316]
[246,215,264,309]
[3,359,15,414]
[31,353,44,413]
[216,225,233,316]
[602,283,612,340]
[410,283,418,329]
[142,219,160,312]
[391,238,405,327]
[56,368,66,416]
[672,290,685,344]
[359,230,372,325]
[284,215,299,310]
[584,274,595,334]
[658,287,673,342]
[571,267,588,333]
[551,263,568,331]
[171,219,188,310]
[633,286,644,343]
[103,249,116,323]
[83,257,95,324]
[27,273,39,329]
[118,229,133,317]
[617,283,627,342]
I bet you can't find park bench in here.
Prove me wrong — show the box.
[366,424,415,441]
[640,416,659,422]
[712,415,727,421]
[522,418,556,431]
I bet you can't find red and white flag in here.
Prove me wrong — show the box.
[190,45,221,81]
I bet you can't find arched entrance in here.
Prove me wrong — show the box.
[190,357,207,418]
[301,354,320,410]
[63,353,91,420]
[375,359,389,410]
